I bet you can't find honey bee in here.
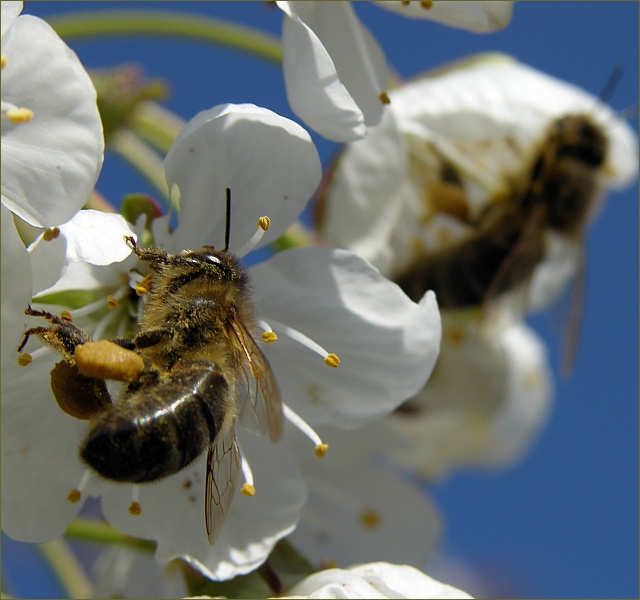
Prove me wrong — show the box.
[394,113,608,317]
[18,194,283,543]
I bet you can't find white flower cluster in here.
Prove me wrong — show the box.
[1,1,636,598]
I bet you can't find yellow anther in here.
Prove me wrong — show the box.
[42,227,60,241]
[401,0,410,5]
[444,326,465,346]
[7,107,34,123]
[1,55,7,69]
[107,295,119,309]
[136,274,153,296]
[360,509,381,529]
[17,353,32,367]
[314,443,329,458]
[128,501,142,516]
[379,91,391,105]
[421,0,433,8]
[257,216,271,231]
[324,353,340,368]
[60,310,73,322]
[241,483,256,497]
[67,489,81,504]
[262,331,278,344]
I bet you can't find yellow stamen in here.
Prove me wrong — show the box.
[421,0,433,8]
[379,91,391,105]
[60,311,73,323]
[7,107,34,123]
[324,353,340,368]
[1,55,7,69]
[67,489,82,504]
[128,501,142,516]
[42,227,60,241]
[360,509,381,529]
[262,331,278,343]
[17,353,32,367]
[107,295,119,309]
[241,483,256,497]
[314,443,329,458]
[257,216,270,231]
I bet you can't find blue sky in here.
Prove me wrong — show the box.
[3,2,638,597]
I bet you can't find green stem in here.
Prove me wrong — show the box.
[38,539,92,599]
[48,10,282,64]
[132,101,186,155]
[109,129,169,201]
[64,518,156,553]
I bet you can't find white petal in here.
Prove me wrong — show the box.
[324,106,408,273]
[1,1,23,38]
[251,247,441,427]
[1,205,32,368]
[290,562,473,599]
[279,1,388,141]
[389,318,552,478]
[1,15,104,227]
[1,358,91,542]
[29,210,135,295]
[291,422,442,569]
[375,0,512,32]
[164,103,321,253]
[99,428,306,581]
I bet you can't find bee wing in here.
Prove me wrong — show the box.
[227,319,283,442]
[205,423,241,545]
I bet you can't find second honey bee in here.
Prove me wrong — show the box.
[394,113,608,314]
[19,196,283,544]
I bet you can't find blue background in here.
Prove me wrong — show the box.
[3,2,638,597]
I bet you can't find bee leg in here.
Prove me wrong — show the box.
[109,336,137,351]
[133,328,173,349]
[125,236,170,266]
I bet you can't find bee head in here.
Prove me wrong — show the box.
[555,115,607,168]
[179,248,239,281]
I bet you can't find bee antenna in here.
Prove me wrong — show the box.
[597,64,623,105]
[224,187,231,253]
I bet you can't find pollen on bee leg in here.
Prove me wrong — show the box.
[67,469,92,504]
[282,403,329,458]
[261,317,340,368]
[235,215,272,258]
[128,485,142,516]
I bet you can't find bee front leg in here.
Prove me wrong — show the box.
[133,328,173,349]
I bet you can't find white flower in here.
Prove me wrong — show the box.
[3,104,441,581]
[276,3,513,142]
[322,53,638,295]
[1,1,103,227]
[1,0,104,366]
[286,562,473,599]
[389,316,553,479]
[290,421,442,570]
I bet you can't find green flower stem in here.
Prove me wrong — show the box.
[48,10,282,64]
[38,539,92,599]
[64,518,156,553]
[109,129,169,201]
[132,101,186,155]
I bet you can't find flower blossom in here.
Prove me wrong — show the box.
[286,561,473,599]
[1,0,104,365]
[3,103,441,581]
[316,54,637,477]
[276,2,512,142]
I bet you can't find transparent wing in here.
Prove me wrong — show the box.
[205,423,241,545]
[227,319,283,442]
